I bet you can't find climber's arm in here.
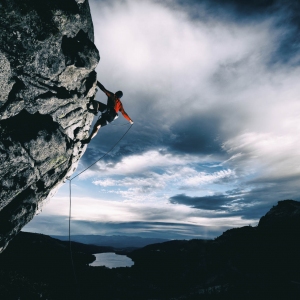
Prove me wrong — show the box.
[97,81,114,97]
[119,105,133,124]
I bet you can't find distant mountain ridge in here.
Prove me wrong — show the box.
[258,199,300,227]
[51,234,169,249]
[1,200,299,299]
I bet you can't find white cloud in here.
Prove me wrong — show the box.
[81,150,216,178]
[183,169,235,186]
[39,195,256,229]
[93,162,235,189]
[31,1,300,238]
[89,0,300,181]
[90,0,279,119]
[223,132,300,179]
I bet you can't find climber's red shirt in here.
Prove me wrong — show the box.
[114,98,131,121]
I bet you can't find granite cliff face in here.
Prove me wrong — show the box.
[0,0,99,252]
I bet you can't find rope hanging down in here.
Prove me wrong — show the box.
[70,124,132,181]
[66,124,133,295]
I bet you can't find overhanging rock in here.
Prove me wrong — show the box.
[0,0,100,252]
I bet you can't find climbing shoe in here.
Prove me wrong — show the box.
[81,138,91,144]
[86,103,97,115]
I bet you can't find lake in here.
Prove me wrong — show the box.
[89,252,134,268]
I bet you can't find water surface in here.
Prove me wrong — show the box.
[89,252,134,268]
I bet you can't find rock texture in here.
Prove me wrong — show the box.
[0,0,99,252]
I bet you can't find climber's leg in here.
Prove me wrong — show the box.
[97,102,107,113]
[81,115,107,144]
[90,123,101,139]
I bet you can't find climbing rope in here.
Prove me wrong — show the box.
[68,179,79,297]
[66,124,133,296]
[110,123,131,126]
[71,124,132,180]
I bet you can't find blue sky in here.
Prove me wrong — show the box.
[24,0,300,239]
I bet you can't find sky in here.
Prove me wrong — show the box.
[24,0,300,239]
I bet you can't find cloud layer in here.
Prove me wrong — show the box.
[25,0,300,238]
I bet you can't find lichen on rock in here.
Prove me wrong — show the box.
[0,0,100,252]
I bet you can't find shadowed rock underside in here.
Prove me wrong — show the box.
[0,0,100,252]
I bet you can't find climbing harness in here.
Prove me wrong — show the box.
[66,124,133,296]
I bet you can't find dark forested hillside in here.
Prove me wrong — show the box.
[1,200,300,299]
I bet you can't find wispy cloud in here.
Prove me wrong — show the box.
[24,194,258,238]
[84,0,300,228]
[27,0,300,238]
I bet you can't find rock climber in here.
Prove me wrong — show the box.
[82,81,134,144]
